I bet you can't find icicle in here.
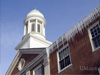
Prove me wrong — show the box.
[49,6,100,53]
[46,47,49,58]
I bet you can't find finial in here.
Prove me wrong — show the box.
[34,7,36,10]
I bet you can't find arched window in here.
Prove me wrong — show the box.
[37,24,40,33]
[32,24,35,32]
[18,58,25,71]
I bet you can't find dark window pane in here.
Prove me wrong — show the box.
[90,29,93,32]
[92,35,100,48]
[32,24,35,31]
[65,56,71,67]
[98,30,100,33]
[90,23,100,49]
[59,46,71,70]
[38,24,40,32]
[60,59,64,69]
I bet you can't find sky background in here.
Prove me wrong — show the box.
[0,0,100,74]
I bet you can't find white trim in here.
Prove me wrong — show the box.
[98,67,100,74]
[15,33,52,50]
[17,50,46,75]
[26,70,30,75]
[20,48,44,54]
[49,5,100,54]
[33,64,42,75]
[18,58,25,71]
[24,17,46,27]
[43,56,50,75]
[57,44,72,73]
[6,48,45,75]
[88,20,100,52]
[58,64,72,73]
[15,34,30,50]
[6,51,21,75]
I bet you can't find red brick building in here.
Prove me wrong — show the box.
[6,6,100,75]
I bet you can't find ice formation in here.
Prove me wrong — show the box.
[48,6,100,54]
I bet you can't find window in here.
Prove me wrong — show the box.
[37,24,40,33]
[88,21,100,51]
[26,70,30,75]
[57,45,71,72]
[18,58,25,71]
[32,24,35,32]
[33,65,42,75]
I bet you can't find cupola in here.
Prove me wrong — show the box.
[23,9,46,40]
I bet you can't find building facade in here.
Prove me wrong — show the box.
[6,6,100,75]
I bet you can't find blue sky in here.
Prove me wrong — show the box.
[0,0,100,74]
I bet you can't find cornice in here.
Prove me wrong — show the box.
[15,33,52,50]
[15,34,30,50]
[30,34,52,45]
[6,48,45,75]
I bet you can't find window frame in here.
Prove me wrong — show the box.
[88,20,100,52]
[33,64,42,75]
[26,70,30,75]
[57,44,72,73]
[17,58,25,71]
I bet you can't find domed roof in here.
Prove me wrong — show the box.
[26,9,44,19]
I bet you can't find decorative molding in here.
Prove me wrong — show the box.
[24,16,46,26]
[15,34,30,50]
[17,50,47,75]
[20,48,45,54]
[18,58,25,71]
[15,33,52,50]
[6,48,45,75]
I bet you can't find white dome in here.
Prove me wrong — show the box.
[25,9,44,19]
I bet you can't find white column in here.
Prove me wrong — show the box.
[41,23,43,34]
[43,57,50,75]
[44,27,45,36]
[36,19,38,32]
[28,20,31,33]
[42,23,45,36]
[24,25,26,35]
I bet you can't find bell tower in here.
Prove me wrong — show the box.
[15,9,52,50]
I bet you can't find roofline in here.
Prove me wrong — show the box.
[6,48,46,75]
[15,33,52,50]
[48,5,100,54]
[17,50,47,75]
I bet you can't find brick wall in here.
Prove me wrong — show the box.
[11,54,38,74]
[50,17,100,75]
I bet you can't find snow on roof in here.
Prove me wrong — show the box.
[48,5,100,54]
[65,5,100,41]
